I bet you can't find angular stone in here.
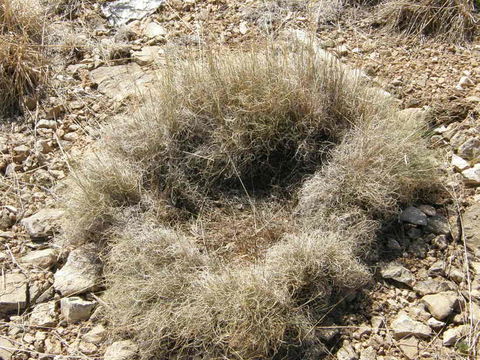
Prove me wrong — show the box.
[398,336,419,360]
[143,22,167,38]
[399,206,427,226]
[0,273,28,314]
[104,340,138,360]
[336,342,357,360]
[457,138,480,160]
[463,203,480,254]
[443,325,469,346]
[83,324,106,344]
[54,244,103,296]
[391,312,432,339]
[451,154,470,171]
[359,347,376,360]
[427,317,446,330]
[89,63,156,102]
[20,248,57,269]
[60,297,96,323]
[380,263,415,287]
[0,337,16,360]
[462,164,480,185]
[30,302,57,327]
[424,215,450,235]
[422,291,459,320]
[132,46,163,66]
[20,209,64,239]
[413,279,455,296]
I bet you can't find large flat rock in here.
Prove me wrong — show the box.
[0,273,28,314]
[89,63,156,102]
[54,244,103,296]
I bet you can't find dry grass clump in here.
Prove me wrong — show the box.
[64,41,440,359]
[378,0,476,42]
[0,0,46,116]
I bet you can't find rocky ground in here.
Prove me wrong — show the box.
[0,1,480,359]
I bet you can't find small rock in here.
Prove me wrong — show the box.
[0,337,17,360]
[428,260,445,276]
[391,312,432,339]
[397,336,419,360]
[36,119,56,129]
[427,317,446,330]
[0,273,28,314]
[400,206,427,226]
[336,342,357,360]
[104,340,138,360]
[83,324,106,344]
[54,244,103,296]
[359,347,376,360]
[422,291,459,320]
[143,21,167,38]
[432,234,449,250]
[60,297,96,323]
[448,267,464,283]
[413,279,455,296]
[386,238,402,251]
[79,341,98,355]
[464,203,480,254]
[20,209,64,239]
[20,248,57,269]
[30,302,57,327]
[424,215,450,235]
[443,325,469,346]
[132,46,163,66]
[418,205,436,216]
[380,263,415,287]
[44,337,62,354]
[408,238,428,258]
[469,301,480,323]
[458,138,480,160]
[462,164,480,185]
[451,154,470,171]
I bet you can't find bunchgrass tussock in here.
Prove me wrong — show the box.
[377,0,476,42]
[0,0,46,116]
[63,40,441,359]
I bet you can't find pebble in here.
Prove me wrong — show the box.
[413,279,455,296]
[20,248,57,269]
[462,164,480,185]
[451,153,470,171]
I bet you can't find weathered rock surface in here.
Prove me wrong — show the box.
[89,63,155,102]
[20,248,57,269]
[104,340,138,360]
[20,209,64,238]
[391,312,432,339]
[424,215,450,235]
[54,244,103,296]
[399,206,427,226]
[132,46,163,66]
[422,291,459,320]
[413,279,455,296]
[102,0,166,26]
[462,164,480,185]
[61,297,96,323]
[0,337,16,360]
[397,336,419,360]
[83,324,106,344]
[463,203,480,254]
[30,302,57,327]
[443,325,470,346]
[0,273,28,314]
[380,263,415,287]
